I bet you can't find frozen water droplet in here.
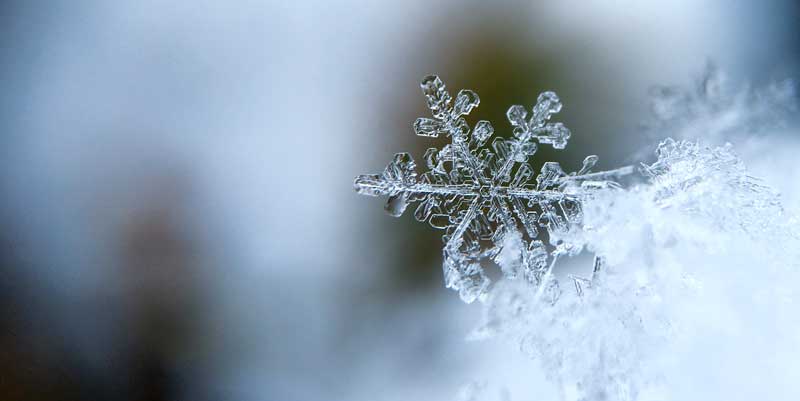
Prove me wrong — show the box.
[579,155,599,175]
[385,192,409,217]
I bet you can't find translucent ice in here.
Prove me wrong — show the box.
[355,75,632,303]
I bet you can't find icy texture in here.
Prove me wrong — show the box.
[646,63,798,144]
[355,72,800,400]
[476,139,800,401]
[642,138,784,234]
[355,75,632,303]
[644,64,800,213]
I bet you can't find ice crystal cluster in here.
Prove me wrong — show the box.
[355,72,800,400]
[354,75,632,303]
[473,75,799,400]
[476,136,800,400]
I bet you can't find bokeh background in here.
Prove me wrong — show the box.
[1,1,798,400]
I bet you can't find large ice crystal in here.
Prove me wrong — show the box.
[354,75,632,303]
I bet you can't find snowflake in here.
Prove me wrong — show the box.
[354,75,632,303]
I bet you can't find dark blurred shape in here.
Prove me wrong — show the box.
[0,171,208,401]
[0,230,82,401]
[114,175,204,401]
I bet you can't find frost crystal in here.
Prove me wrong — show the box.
[642,138,783,232]
[478,138,800,401]
[355,75,632,303]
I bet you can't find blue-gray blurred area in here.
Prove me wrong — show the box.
[0,1,797,400]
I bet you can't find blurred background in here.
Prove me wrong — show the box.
[0,1,798,400]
